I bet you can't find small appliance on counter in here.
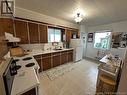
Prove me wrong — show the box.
[10,46,28,57]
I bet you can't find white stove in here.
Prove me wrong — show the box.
[13,54,40,77]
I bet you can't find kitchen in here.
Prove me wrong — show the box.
[0,0,127,95]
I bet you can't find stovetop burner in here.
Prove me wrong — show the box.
[23,57,32,61]
[15,65,21,70]
[25,63,35,67]
[14,59,20,62]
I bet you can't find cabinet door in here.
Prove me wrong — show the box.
[61,51,68,64]
[66,29,72,43]
[71,29,79,38]
[36,58,42,72]
[68,50,73,62]
[52,52,60,67]
[42,57,51,71]
[34,55,42,72]
[39,24,48,43]
[15,20,29,44]
[28,22,39,43]
[0,18,14,34]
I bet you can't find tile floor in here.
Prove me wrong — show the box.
[39,59,99,95]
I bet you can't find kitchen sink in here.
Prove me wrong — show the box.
[54,48,63,51]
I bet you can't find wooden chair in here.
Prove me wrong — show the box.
[96,75,117,95]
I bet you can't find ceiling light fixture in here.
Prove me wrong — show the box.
[74,13,83,23]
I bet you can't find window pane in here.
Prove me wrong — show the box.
[48,28,54,42]
[94,32,111,49]
[48,28,61,42]
[54,29,61,42]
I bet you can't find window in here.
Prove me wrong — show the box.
[48,28,61,42]
[94,32,111,49]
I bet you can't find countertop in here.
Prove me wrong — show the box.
[99,55,121,67]
[99,55,121,77]
[11,68,40,95]
[28,48,74,56]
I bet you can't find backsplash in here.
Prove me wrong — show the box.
[19,42,63,52]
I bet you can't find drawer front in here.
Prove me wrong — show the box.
[42,53,51,58]
[68,50,73,53]
[34,55,42,59]
[52,52,60,56]
[61,51,68,54]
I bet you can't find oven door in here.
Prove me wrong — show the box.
[3,59,17,95]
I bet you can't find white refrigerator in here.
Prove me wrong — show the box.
[70,39,83,62]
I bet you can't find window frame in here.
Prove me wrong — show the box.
[93,31,112,50]
[48,27,62,42]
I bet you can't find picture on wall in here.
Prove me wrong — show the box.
[87,33,93,42]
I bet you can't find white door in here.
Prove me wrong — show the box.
[81,32,87,58]
[75,46,83,61]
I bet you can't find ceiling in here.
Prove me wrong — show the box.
[15,0,127,26]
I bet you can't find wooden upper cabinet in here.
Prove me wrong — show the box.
[15,20,29,44]
[71,29,80,38]
[28,22,39,43]
[0,18,14,34]
[66,29,72,43]
[66,29,79,43]
[39,24,48,43]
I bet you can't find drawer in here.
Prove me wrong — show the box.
[52,52,60,56]
[42,53,51,58]
[68,50,73,53]
[61,51,68,54]
[34,55,42,59]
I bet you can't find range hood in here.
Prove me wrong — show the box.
[5,32,20,42]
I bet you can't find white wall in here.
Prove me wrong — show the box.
[85,20,127,59]
[15,7,79,29]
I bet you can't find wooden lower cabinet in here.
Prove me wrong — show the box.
[52,52,60,67]
[34,50,73,72]
[68,50,73,62]
[21,88,36,95]
[42,56,52,71]
[34,55,42,72]
[36,58,42,72]
[61,51,68,64]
